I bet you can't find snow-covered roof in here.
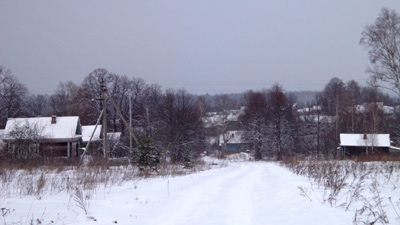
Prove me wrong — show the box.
[383,106,394,114]
[354,103,394,115]
[340,134,390,147]
[219,131,246,145]
[299,115,334,123]
[81,125,102,143]
[202,109,245,128]
[297,106,321,114]
[4,116,81,142]
[202,114,239,128]
[107,132,121,141]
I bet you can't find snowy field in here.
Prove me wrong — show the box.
[1,158,399,224]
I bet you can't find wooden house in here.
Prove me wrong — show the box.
[339,133,391,156]
[219,131,252,152]
[3,116,82,158]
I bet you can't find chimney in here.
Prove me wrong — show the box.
[51,115,57,124]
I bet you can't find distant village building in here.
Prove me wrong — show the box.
[219,130,251,152]
[3,116,82,158]
[297,105,321,114]
[338,133,400,156]
[299,114,334,123]
[354,102,394,115]
[107,132,121,143]
[202,108,245,128]
[297,106,335,123]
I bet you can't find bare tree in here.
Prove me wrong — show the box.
[129,77,151,131]
[25,94,50,117]
[157,89,204,164]
[214,94,238,152]
[239,91,268,160]
[79,68,116,125]
[0,67,28,128]
[5,120,45,159]
[141,83,163,135]
[321,78,346,157]
[285,93,308,156]
[301,100,321,158]
[196,95,209,118]
[362,87,385,136]
[302,94,335,158]
[265,84,295,160]
[345,80,362,133]
[313,94,325,157]
[108,75,130,132]
[360,8,400,96]
[214,94,237,113]
[389,110,400,146]
[49,81,79,116]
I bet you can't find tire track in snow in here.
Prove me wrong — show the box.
[150,163,260,225]
[227,163,262,225]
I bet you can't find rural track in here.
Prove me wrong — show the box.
[150,163,261,225]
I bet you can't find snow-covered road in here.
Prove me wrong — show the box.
[99,162,352,225]
[151,162,259,225]
[3,162,353,224]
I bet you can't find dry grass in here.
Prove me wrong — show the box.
[281,157,400,224]
[0,153,244,224]
[354,153,400,162]
[0,154,231,199]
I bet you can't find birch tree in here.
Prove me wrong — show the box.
[360,8,400,96]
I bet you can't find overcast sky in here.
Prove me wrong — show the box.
[1,1,400,95]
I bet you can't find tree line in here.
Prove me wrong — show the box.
[1,65,400,161]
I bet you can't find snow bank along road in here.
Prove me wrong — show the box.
[4,162,353,224]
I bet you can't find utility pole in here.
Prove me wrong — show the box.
[105,91,140,145]
[146,106,150,134]
[101,79,108,160]
[81,110,104,158]
[129,96,132,153]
